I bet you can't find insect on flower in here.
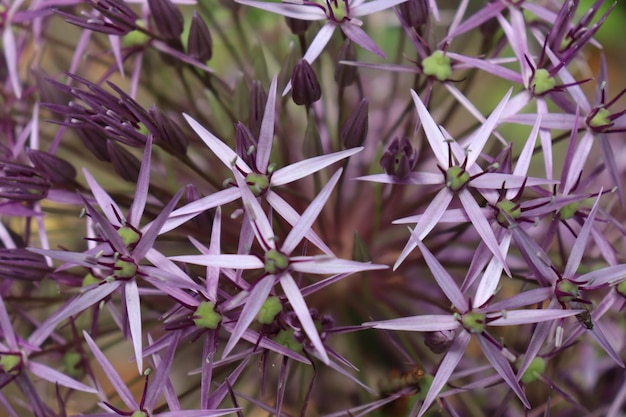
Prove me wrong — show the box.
[378,366,426,416]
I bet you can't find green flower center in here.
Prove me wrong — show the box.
[118,226,141,248]
[123,20,149,47]
[530,69,556,95]
[257,296,282,324]
[131,411,148,417]
[616,280,626,299]
[193,301,222,329]
[445,166,470,191]
[461,311,486,334]
[518,357,546,384]
[264,249,289,274]
[496,199,521,225]
[327,0,349,22]
[588,108,611,129]
[273,329,303,352]
[0,353,22,375]
[559,201,579,220]
[82,272,100,287]
[422,51,452,81]
[114,257,138,280]
[245,172,270,196]
[555,279,579,303]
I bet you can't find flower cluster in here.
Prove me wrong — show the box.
[0,0,625,416]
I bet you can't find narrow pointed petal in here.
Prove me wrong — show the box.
[170,254,264,269]
[0,296,17,348]
[183,113,251,174]
[256,76,277,173]
[134,189,183,259]
[563,193,601,278]
[144,331,180,410]
[222,275,274,358]
[477,334,530,408]
[28,361,98,393]
[413,238,468,312]
[474,233,511,307]
[272,147,362,186]
[124,280,143,374]
[587,323,624,367]
[83,169,123,227]
[464,89,512,168]
[458,189,510,276]
[128,136,153,227]
[393,189,454,270]
[280,274,329,364]
[418,331,470,417]
[235,0,326,20]
[352,0,411,17]
[266,191,333,255]
[282,169,341,254]
[83,331,138,410]
[512,114,541,179]
[340,22,384,57]
[489,309,583,326]
[290,257,387,275]
[410,89,449,167]
[367,314,459,331]
[233,169,276,248]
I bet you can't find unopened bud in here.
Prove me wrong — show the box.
[148,0,184,41]
[340,99,369,148]
[0,161,50,201]
[399,0,429,30]
[290,59,321,107]
[248,80,267,139]
[285,17,311,35]
[424,330,455,354]
[107,141,141,182]
[187,11,213,62]
[27,149,77,185]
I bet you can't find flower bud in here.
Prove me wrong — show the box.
[334,39,357,88]
[399,0,429,30]
[340,99,369,148]
[290,59,321,107]
[285,17,311,35]
[107,141,141,182]
[27,149,77,185]
[1,249,51,281]
[187,11,213,62]
[148,106,189,156]
[0,161,49,201]
[248,80,267,139]
[380,137,418,180]
[423,330,455,354]
[148,0,184,41]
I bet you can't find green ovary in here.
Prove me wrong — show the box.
[422,51,452,81]
[118,226,141,247]
[257,296,282,324]
[496,199,521,225]
[328,0,348,21]
[588,108,610,128]
[556,279,579,303]
[446,166,470,191]
[193,301,222,329]
[274,329,303,352]
[246,172,270,196]
[0,354,21,375]
[519,357,546,384]
[461,311,486,333]
[265,249,289,274]
[131,411,148,417]
[531,69,555,95]
[559,201,579,220]
[114,258,138,279]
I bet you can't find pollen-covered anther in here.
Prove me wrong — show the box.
[445,166,470,191]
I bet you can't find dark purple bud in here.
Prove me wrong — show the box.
[423,330,455,354]
[334,39,357,88]
[235,122,257,170]
[340,99,368,148]
[285,17,311,35]
[290,59,321,107]
[26,149,77,185]
[1,249,51,281]
[0,161,50,201]
[380,137,418,180]
[148,0,184,41]
[76,129,111,162]
[107,141,141,182]
[56,0,138,35]
[148,107,189,155]
[187,11,213,62]
[248,80,267,139]
[399,0,429,30]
